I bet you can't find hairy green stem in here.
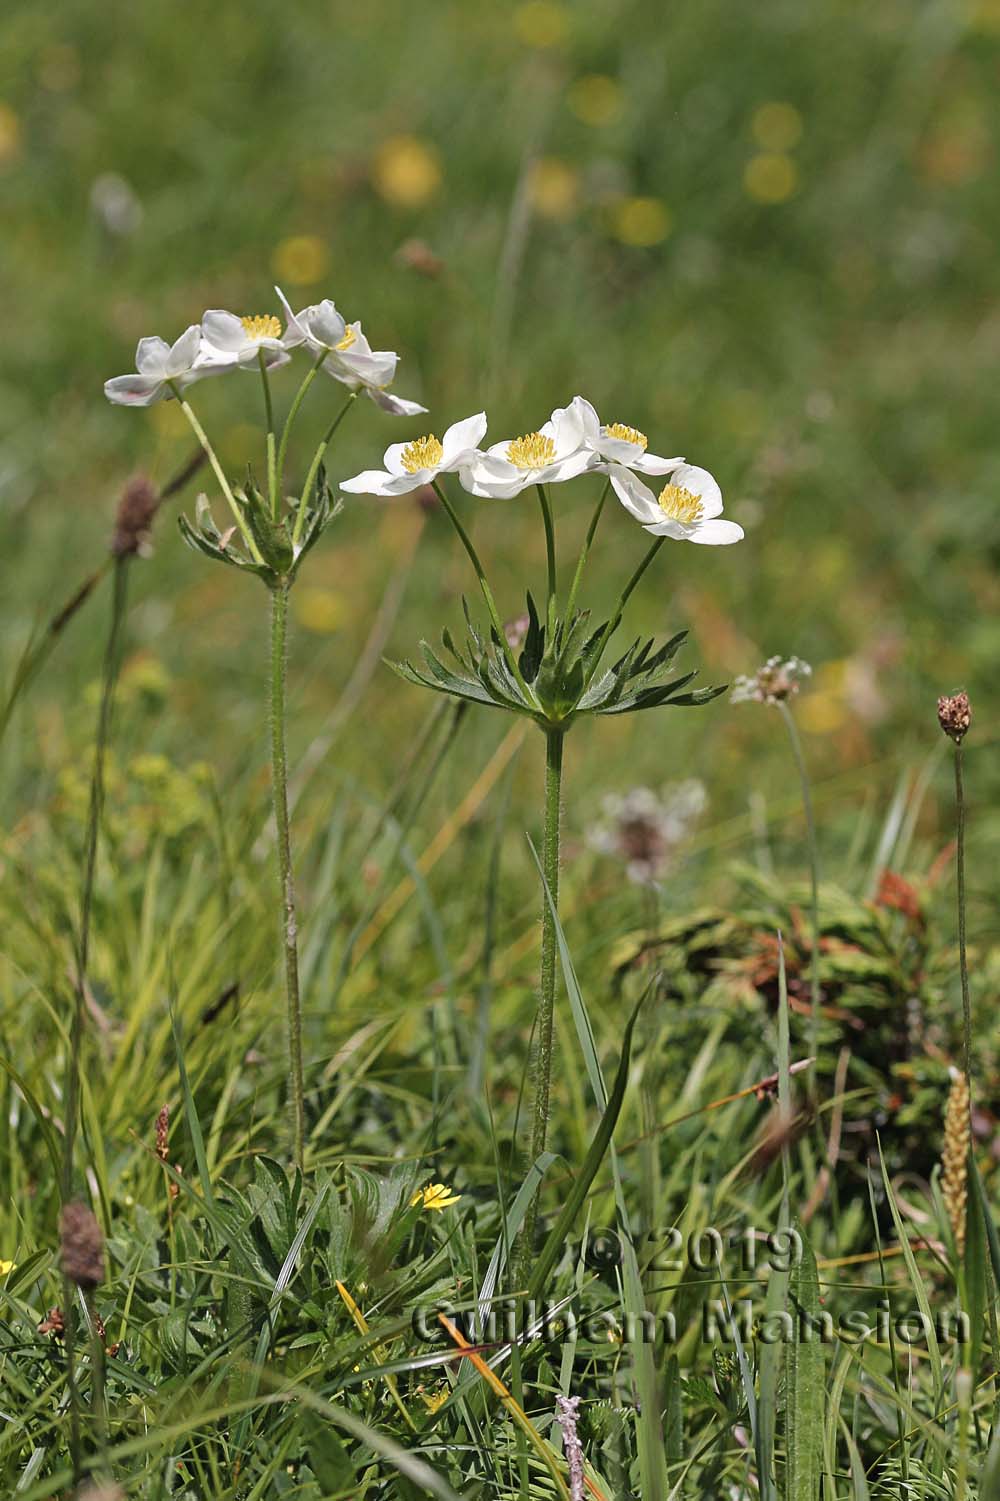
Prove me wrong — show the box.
[564,478,610,622]
[954,742,972,1083]
[61,557,129,1484]
[291,390,358,549]
[269,582,305,1170]
[536,483,557,630]
[431,480,537,703]
[520,729,564,1270]
[258,351,277,519]
[778,700,821,1063]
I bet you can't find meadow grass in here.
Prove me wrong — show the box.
[2,0,999,1496]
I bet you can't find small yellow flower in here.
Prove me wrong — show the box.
[372,136,443,209]
[611,196,672,248]
[420,1385,450,1413]
[527,157,579,221]
[743,153,798,204]
[293,587,348,635]
[568,75,623,128]
[0,1259,14,1275]
[0,104,22,167]
[271,234,330,287]
[410,1182,461,1212]
[751,102,803,152]
[513,1,569,47]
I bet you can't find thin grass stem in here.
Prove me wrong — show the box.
[60,556,129,1484]
[954,742,972,1083]
[291,390,358,549]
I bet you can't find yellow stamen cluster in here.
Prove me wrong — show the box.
[942,1068,970,1255]
[606,422,648,450]
[410,1182,461,1212]
[658,483,703,525]
[507,431,557,469]
[335,326,357,351]
[240,314,281,341]
[400,435,444,473]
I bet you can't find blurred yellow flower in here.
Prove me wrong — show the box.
[568,75,623,127]
[0,1259,14,1276]
[420,1386,450,1414]
[513,1,569,47]
[751,102,803,152]
[271,234,330,287]
[410,1182,461,1212]
[967,0,1000,31]
[0,105,22,166]
[219,423,262,467]
[611,196,672,247]
[797,661,848,734]
[149,400,189,438]
[743,153,798,204]
[372,135,442,209]
[38,43,80,92]
[293,587,348,635]
[528,157,579,221]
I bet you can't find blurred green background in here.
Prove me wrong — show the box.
[3,0,998,884]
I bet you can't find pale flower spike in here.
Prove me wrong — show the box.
[341,412,488,496]
[731,655,813,705]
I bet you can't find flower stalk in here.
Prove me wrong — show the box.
[269,580,305,1170]
[777,699,821,1064]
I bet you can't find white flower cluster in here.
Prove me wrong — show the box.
[586,779,708,886]
[103,287,426,416]
[342,395,744,547]
[731,656,813,705]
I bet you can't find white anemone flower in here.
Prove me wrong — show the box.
[340,413,488,497]
[104,325,214,407]
[276,286,426,416]
[196,309,290,372]
[559,395,684,475]
[609,463,743,545]
[461,403,592,498]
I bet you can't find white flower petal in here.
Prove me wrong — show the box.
[135,337,170,375]
[550,402,586,458]
[630,450,685,475]
[104,373,167,407]
[167,324,202,374]
[308,300,347,349]
[276,286,307,346]
[686,518,744,545]
[565,395,601,442]
[440,411,488,464]
[340,468,422,496]
[200,310,246,354]
[609,466,661,524]
[366,388,428,416]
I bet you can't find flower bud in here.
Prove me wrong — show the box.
[60,1201,104,1290]
[111,473,159,558]
[937,690,971,743]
